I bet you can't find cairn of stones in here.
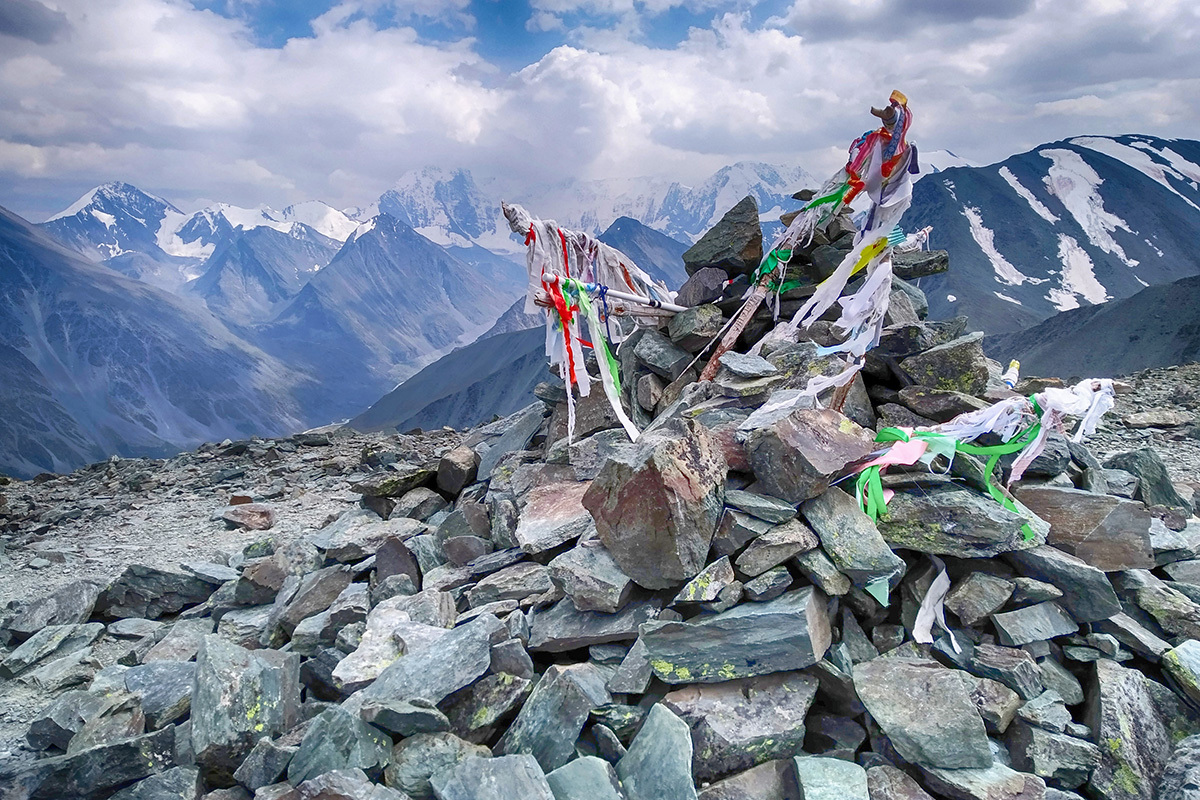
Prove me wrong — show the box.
[3,194,1200,800]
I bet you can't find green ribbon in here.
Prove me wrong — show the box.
[802,183,851,212]
[563,279,623,396]
[855,404,1044,541]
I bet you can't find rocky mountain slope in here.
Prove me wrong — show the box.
[3,189,1200,800]
[901,135,1200,334]
[987,274,1200,379]
[0,206,306,480]
[189,225,342,326]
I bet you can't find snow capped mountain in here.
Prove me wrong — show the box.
[900,135,1200,334]
[41,187,357,273]
[42,181,182,262]
[377,161,818,256]
[188,224,341,326]
[0,205,306,478]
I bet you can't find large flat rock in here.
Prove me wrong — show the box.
[640,587,830,683]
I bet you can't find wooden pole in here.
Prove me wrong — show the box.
[698,277,770,382]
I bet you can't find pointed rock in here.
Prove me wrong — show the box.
[583,419,727,590]
[746,409,874,505]
[617,704,698,800]
[682,195,762,277]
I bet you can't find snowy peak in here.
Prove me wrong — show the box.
[378,167,501,247]
[901,134,1200,334]
[41,182,180,261]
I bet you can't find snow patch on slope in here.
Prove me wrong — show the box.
[1046,234,1110,312]
[961,205,1041,287]
[1073,137,1200,212]
[998,167,1059,223]
[1040,148,1139,267]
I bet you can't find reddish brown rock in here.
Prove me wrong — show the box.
[745,408,874,504]
[583,420,727,590]
[1013,485,1153,571]
[220,503,275,531]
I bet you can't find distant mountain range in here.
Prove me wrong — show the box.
[0,207,306,479]
[901,135,1200,333]
[8,136,1200,474]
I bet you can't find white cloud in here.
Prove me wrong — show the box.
[1,0,1198,220]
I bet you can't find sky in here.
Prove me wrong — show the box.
[1,0,1198,221]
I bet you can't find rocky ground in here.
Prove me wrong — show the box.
[1,198,1200,800]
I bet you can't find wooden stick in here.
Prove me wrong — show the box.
[698,277,770,382]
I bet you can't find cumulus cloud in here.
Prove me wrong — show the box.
[0,0,1197,220]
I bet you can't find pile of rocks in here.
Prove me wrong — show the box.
[2,196,1200,800]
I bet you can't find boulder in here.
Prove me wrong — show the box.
[723,489,795,523]
[96,565,216,620]
[438,445,480,496]
[663,671,818,781]
[1005,545,1122,623]
[310,509,422,563]
[682,195,762,277]
[527,596,661,653]
[866,765,937,800]
[900,332,990,395]
[946,573,1016,627]
[616,704,698,800]
[920,762,1047,800]
[497,662,611,772]
[640,587,830,683]
[287,706,391,785]
[351,464,435,498]
[696,760,798,800]
[853,658,992,769]
[793,756,869,800]
[733,519,818,577]
[191,636,300,784]
[546,756,624,800]
[991,602,1078,646]
[333,598,449,692]
[1006,720,1100,789]
[1013,486,1153,571]
[108,766,201,800]
[1087,658,1200,800]
[670,304,725,351]
[221,503,275,530]
[384,732,490,799]
[350,613,503,710]
[1157,734,1200,800]
[441,672,532,744]
[548,539,634,613]
[801,488,905,591]
[5,580,103,637]
[1104,448,1189,510]
[634,330,694,381]
[583,420,727,589]
[124,661,195,729]
[513,480,595,555]
[878,487,1045,559]
[0,727,176,800]
[746,409,874,505]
